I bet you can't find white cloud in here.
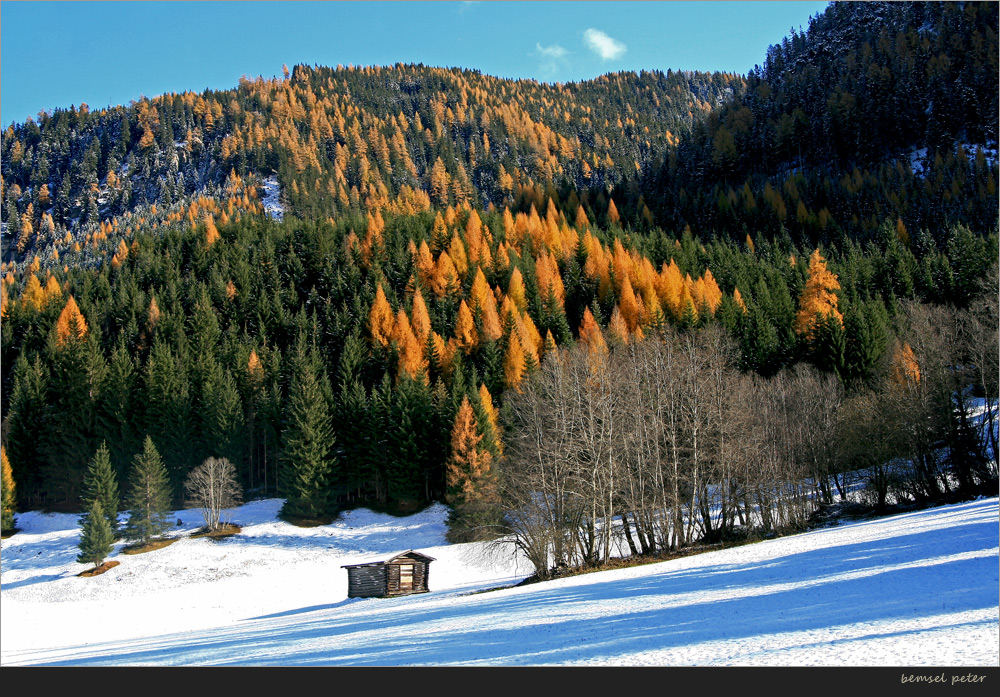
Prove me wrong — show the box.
[536,43,568,59]
[583,28,627,61]
[533,43,570,78]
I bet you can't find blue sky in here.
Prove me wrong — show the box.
[1,1,829,127]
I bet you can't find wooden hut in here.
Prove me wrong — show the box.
[342,550,435,598]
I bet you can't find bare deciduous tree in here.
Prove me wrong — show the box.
[185,457,242,532]
[965,262,999,481]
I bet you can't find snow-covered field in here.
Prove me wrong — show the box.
[1,496,997,666]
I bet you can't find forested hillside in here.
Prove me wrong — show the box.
[640,0,998,248]
[1,63,740,268]
[1,2,996,564]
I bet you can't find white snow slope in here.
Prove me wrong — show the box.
[1,496,997,667]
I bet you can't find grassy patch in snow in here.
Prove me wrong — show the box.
[121,538,177,555]
[77,560,120,577]
[190,524,242,540]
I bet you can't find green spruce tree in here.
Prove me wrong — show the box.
[102,340,141,479]
[77,499,114,569]
[123,436,172,545]
[143,339,194,500]
[81,442,120,539]
[281,343,334,518]
[6,354,50,505]
[44,323,107,504]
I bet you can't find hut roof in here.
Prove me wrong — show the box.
[341,550,436,569]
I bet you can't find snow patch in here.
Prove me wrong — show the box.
[260,175,285,221]
[908,147,929,176]
[907,143,998,177]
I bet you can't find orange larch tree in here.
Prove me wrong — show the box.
[618,275,641,333]
[657,260,684,319]
[56,295,88,346]
[515,311,541,367]
[147,296,162,330]
[19,274,45,312]
[393,309,427,381]
[248,349,264,382]
[409,287,432,344]
[476,383,503,456]
[794,249,843,340]
[733,287,748,313]
[368,284,395,348]
[431,250,459,297]
[607,198,621,226]
[608,305,630,346]
[890,341,921,386]
[503,332,526,391]
[204,214,220,247]
[446,396,497,506]
[480,295,504,343]
[1,445,15,531]
[448,232,468,278]
[470,267,502,341]
[507,266,528,312]
[465,209,484,264]
[578,307,607,356]
[43,275,62,306]
[454,300,478,353]
[414,239,435,288]
[534,251,565,310]
[700,269,723,315]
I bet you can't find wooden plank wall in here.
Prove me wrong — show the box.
[346,565,386,598]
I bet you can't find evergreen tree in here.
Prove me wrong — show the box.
[196,356,245,468]
[77,499,114,569]
[335,374,372,501]
[842,301,888,388]
[5,354,49,506]
[143,339,194,499]
[384,375,440,505]
[738,299,781,375]
[946,224,994,307]
[101,340,141,478]
[810,311,847,377]
[281,343,334,518]
[81,442,120,539]
[123,436,172,545]
[476,337,504,397]
[44,321,107,504]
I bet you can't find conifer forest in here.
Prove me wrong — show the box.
[1,1,996,570]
